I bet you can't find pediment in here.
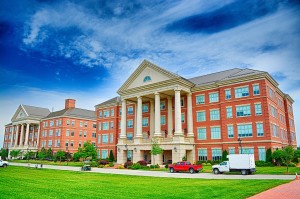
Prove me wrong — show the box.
[118,60,184,93]
[11,105,28,121]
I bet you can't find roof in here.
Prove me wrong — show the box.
[44,108,96,120]
[188,68,265,87]
[95,97,120,108]
[22,105,51,118]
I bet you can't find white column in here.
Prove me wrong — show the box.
[36,125,41,147]
[24,123,30,146]
[19,124,25,146]
[167,96,173,137]
[154,92,161,137]
[120,99,127,139]
[187,93,194,137]
[174,89,183,136]
[136,96,143,138]
[14,125,19,146]
[150,100,154,138]
[10,125,14,146]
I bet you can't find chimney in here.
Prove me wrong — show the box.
[65,99,76,109]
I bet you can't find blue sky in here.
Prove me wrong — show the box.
[0,0,300,147]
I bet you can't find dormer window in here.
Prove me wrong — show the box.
[143,76,151,83]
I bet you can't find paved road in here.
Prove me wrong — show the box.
[9,162,295,180]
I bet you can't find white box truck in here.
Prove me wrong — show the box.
[212,154,256,175]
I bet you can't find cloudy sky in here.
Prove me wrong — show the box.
[0,0,299,147]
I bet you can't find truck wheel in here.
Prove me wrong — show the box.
[189,168,195,174]
[3,164,7,168]
[241,170,247,175]
[213,169,220,174]
[170,168,174,173]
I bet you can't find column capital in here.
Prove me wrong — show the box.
[186,92,192,96]
[154,92,160,95]
[174,88,181,92]
[167,96,172,100]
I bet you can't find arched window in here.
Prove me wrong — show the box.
[143,76,151,83]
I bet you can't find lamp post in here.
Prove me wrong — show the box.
[66,146,69,166]
[125,144,128,161]
[238,137,243,154]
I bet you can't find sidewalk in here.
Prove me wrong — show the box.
[248,179,300,199]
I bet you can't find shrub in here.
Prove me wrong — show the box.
[116,165,125,169]
[124,161,133,168]
[206,160,212,165]
[109,162,114,167]
[98,165,104,168]
[165,164,169,169]
[99,159,109,165]
[150,164,160,169]
[104,164,110,168]
[131,163,142,170]
[137,160,147,166]
[222,150,228,161]
[288,163,296,167]
[90,161,98,167]
[109,150,115,162]
[255,161,274,167]
[266,148,272,163]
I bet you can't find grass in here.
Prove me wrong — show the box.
[0,166,290,199]
[202,165,300,175]
[10,159,84,167]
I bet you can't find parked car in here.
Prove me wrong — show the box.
[0,160,9,167]
[212,154,256,175]
[168,161,203,174]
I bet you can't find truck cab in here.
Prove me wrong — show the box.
[216,161,230,173]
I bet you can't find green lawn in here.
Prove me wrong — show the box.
[0,166,289,199]
[202,165,300,175]
[10,159,84,167]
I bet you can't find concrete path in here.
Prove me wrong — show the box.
[9,162,295,180]
[248,180,300,199]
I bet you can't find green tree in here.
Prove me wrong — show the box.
[150,138,163,165]
[282,146,294,173]
[38,148,47,160]
[74,142,97,162]
[56,150,65,162]
[109,150,115,162]
[46,148,53,159]
[222,150,228,161]
[0,148,8,160]
[10,150,21,159]
[24,151,35,161]
[73,152,82,162]
[292,149,300,163]
[272,149,283,166]
[266,148,272,163]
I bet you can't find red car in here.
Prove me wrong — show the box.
[168,161,202,174]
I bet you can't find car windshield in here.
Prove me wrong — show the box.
[220,162,227,166]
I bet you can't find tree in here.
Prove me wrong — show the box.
[272,149,283,166]
[0,148,8,160]
[266,148,272,163]
[222,150,228,161]
[56,150,65,162]
[74,141,97,162]
[46,148,53,159]
[150,138,163,165]
[282,146,294,173]
[24,151,35,161]
[292,149,300,163]
[10,150,21,159]
[109,150,115,162]
[73,152,82,162]
[38,148,47,160]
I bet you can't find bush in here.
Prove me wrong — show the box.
[104,164,110,168]
[266,148,272,163]
[165,164,169,169]
[109,150,115,162]
[99,159,109,165]
[137,160,147,166]
[98,165,104,168]
[73,152,81,162]
[255,160,274,167]
[288,163,296,167]
[116,165,125,169]
[109,162,114,167]
[131,163,142,170]
[124,161,133,168]
[90,161,98,167]
[150,164,160,169]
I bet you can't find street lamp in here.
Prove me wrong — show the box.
[66,146,69,165]
[238,137,243,154]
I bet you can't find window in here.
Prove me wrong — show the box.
[225,89,231,100]
[209,92,219,103]
[66,130,69,136]
[269,105,276,118]
[65,141,68,147]
[236,105,251,117]
[93,123,96,128]
[92,132,96,138]
[256,123,264,137]
[80,122,83,127]
[196,111,206,122]
[110,122,114,129]
[212,149,222,161]
[229,148,235,154]
[103,122,109,130]
[103,110,110,118]
[228,125,234,138]
[101,150,109,159]
[110,134,113,143]
[239,148,254,154]
[79,131,82,137]
[142,118,149,127]
[255,104,262,115]
[268,87,274,98]
[211,127,221,139]
[111,109,114,116]
[66,120,70,125]
[226,107,233,118]
[102,134,108,143]
[197,128,206,140]
[84,122,88,127]
[50,121,54,127]
[56,120,59,126]
[119,109,122,116]
[127,133,133,140]
[71,131,74,137]
[210,109,220,120]
[98,123,102,130]
[289,118,294,128]
[56,129,61,136]
[59,120,62,126]
[84,131,87,137]
[98,135,101,144]
[57,140,60,147]
[128,107,133,115]
[258,148,266,161]
[161,116,166,125]
[142,104,149,112]
[99,111,102,118]
[49,130,53,137]
[180,98,184,107]
[253,84,260,95]
[160,101,165,110]
[237,124,253,137]
[70,142,74,147]
[235,86,249,98]
[198,149,207,161]
[196,95,205,104]
[143,76,151,83]
[181,114,185,123]
[271,124,279,137]
[48,140,52,147]
[127,120,133,128]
